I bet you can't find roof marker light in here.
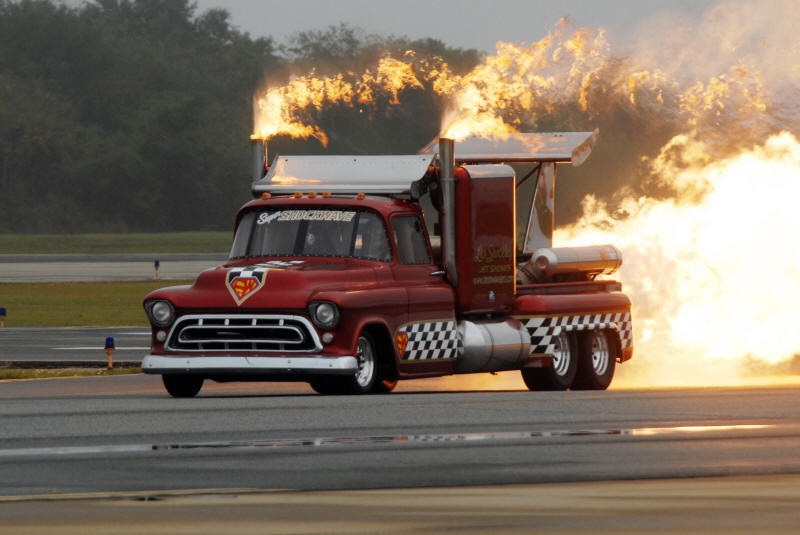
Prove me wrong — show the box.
[308,191,316,198]
[294,191,302,198]
[322,191,331,198]
[261,192,271,199]
[356,193,366,200]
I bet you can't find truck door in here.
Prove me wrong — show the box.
[390,214,457,376]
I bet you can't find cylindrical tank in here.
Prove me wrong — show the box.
[455,318,531,374]
[530,245,622,279]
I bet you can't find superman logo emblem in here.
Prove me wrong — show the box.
[226,269,268,305]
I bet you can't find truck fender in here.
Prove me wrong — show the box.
[350,318,399,381]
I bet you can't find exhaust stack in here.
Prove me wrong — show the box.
[251,138,268,182]
[439,138,458,288]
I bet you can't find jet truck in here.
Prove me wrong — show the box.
[142,132,633,397]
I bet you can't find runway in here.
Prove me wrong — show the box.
[0,327,148,365]
[1,377,799,496]
[0,253,226,282]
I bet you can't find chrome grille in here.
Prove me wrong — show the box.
[166,314,321,352]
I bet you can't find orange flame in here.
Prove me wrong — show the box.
[559,132,800,387]
[252,4,800,387]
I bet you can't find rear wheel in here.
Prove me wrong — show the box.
[162,375,203,398]
[574,330,616,390]
[521,331,578,391]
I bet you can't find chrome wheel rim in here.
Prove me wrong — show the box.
[552,332,571,377]
[355,336,375,388]
[590,331,611,376]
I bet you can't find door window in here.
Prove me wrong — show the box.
[391,215,431,265]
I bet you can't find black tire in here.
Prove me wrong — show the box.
[309,378,341,395]
[521,331,578,391]
[310,332,378,395]
[162,375,203,398]
[573,330,616,390]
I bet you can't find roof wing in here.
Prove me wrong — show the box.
[419,130,598,166]
[252,154,434,196]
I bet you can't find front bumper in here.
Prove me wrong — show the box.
[141,354,357,376]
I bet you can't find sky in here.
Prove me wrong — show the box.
[193,0,719,53]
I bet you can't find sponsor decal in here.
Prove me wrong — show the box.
[257,210,356,225]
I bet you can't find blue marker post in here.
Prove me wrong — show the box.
[154,259,160,280]
[0,306,6,327]
[105,336,115,369]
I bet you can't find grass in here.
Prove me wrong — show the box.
[0,367,142,380]
[0,232,231,254]
[0,280,193,327]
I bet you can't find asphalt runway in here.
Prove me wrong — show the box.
[1,378,799,495]
[0,253,226,282]
[2,377,800,531]
[0,327,149,364]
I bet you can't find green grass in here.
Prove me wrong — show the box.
[0,280,193,327]
[0,368,142,380]
[0,232,231,254]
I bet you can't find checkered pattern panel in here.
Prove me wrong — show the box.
[227,261,304,282]
[228,265,269,283]
[255,260,305,269]
[399,320,458,360]
[522,311,632,355]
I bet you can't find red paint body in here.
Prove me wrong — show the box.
[144,166,633,384]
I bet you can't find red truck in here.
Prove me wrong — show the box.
[142,132,633,397]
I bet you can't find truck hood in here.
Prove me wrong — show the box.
[154,258,382,310]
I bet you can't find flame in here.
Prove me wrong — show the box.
[558,131,800,387]
[251,2,800,387]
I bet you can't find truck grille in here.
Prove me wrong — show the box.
[166,314,321,352]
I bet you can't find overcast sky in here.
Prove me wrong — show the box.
[193,0,718,53]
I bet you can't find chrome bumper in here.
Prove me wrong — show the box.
[141,354,357,375]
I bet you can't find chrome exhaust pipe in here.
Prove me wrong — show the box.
[251,138,267,181]
[439,138,458,288]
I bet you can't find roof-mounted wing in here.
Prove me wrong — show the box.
[252,154,434,196]
[419,130,598,166]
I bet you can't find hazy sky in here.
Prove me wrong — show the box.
[193,0,719,53]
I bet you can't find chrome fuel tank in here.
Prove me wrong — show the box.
[455,318,531,374]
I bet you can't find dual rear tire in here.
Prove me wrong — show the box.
[521,329,616,391]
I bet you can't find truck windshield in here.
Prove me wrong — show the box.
[229,208,392,261]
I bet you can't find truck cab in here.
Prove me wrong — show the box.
[142,133,633,397]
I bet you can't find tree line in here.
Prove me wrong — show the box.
[0,0,480,233]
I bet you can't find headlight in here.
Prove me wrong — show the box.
[146,300,175,327]
[309,301,339,329]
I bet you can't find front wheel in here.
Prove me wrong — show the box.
[573,330,616,390]
[162,375,203,398]
[521,331,578,391]
[309,332,378,395]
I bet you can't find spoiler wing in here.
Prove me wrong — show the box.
[419,130,598,166]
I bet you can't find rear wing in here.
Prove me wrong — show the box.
[418,130,598,166]
[250,130,600,255]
